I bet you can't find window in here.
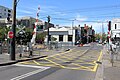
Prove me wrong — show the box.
[59,35,63,41]
[8,13,11,16]
[37,25,43,31]
[4,9,6,11]
[4,13,6,15]
[68,35,72,41]
[115,24,117,29]
[8,10,11,12]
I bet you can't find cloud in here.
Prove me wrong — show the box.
[17,9,33,14]
[75,14,88,21]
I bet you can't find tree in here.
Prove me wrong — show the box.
[51,37,57,41]
[102,33,107,42]
[16,27,33,45]
[36,32,47,44]
[95,33,101,40]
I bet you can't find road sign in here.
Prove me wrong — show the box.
[8,31,14,39]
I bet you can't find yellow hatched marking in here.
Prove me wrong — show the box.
[51,56,68,62]
[33,60,56,67]
[64,67,93,71]
[54,52,96,66]
[44,58,65,68]
[51,56,92,70]
[19,61,35,65]
[93,51,102,72]
[43,48,74,59]
[75,59,95,65]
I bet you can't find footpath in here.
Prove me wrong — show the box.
[95,44,120,80]
[0,44,73,66]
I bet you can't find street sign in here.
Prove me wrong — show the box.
[8,31,14,39]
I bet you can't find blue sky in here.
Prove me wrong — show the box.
[1,0,120,33]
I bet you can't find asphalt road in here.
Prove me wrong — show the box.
[0,43,103,80]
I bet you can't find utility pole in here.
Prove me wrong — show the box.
[72,20,74,46]
[10,0,17,60]
[102,22,104,43]
[47,16,50,46]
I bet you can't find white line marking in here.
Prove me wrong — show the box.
[10,67,50,80]
[14,64,50,69]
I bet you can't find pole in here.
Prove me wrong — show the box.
[10,0,16,60]
[47,16,50,46]
[102,22,104,43]
[72,20,74,46]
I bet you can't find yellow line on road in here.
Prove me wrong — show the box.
[33,60,56,67]
[93,51,102,72]
[51,56,68,62]
[43,48,74,59]
[64,67,93,71]
[19,61,35,65]
[51,56,92,70]
[44,58,65,68]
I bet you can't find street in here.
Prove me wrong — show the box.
[0,43,103,80]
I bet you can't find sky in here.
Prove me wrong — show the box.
[0,0,120,33]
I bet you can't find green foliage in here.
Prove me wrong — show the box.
[51,37,57,41]
[16,27,33,45]
[36,32,47,43]
[95,33,101,40]
[102,33,107,42]
[0,26,11,41]
[25,27,33,33]
[95,33,107,42]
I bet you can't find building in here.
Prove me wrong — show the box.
[0,5,12,27]
[80,24,95,44]
[0,5,12,18]
[111,18,120,41]
[17,16,54,31]
[17,16,37,28]
[44,26,81,46]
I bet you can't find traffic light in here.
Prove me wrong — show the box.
[108,21,111,31]
[7,13,11,22]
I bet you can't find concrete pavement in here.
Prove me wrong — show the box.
[0,45,74,66]
[95,44,120,80]
[103,45,120,80]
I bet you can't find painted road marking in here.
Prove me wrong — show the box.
[44,58,65,68]
[44,48,74,59]
[33,60,56,67]
[20,48,101,71]
[51,55,93,70]
[93,51,102,72]
[33,56,94,71]
[14,64,50,69]
[10,67,50,80]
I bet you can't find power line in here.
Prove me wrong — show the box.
[42,4,120,16]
